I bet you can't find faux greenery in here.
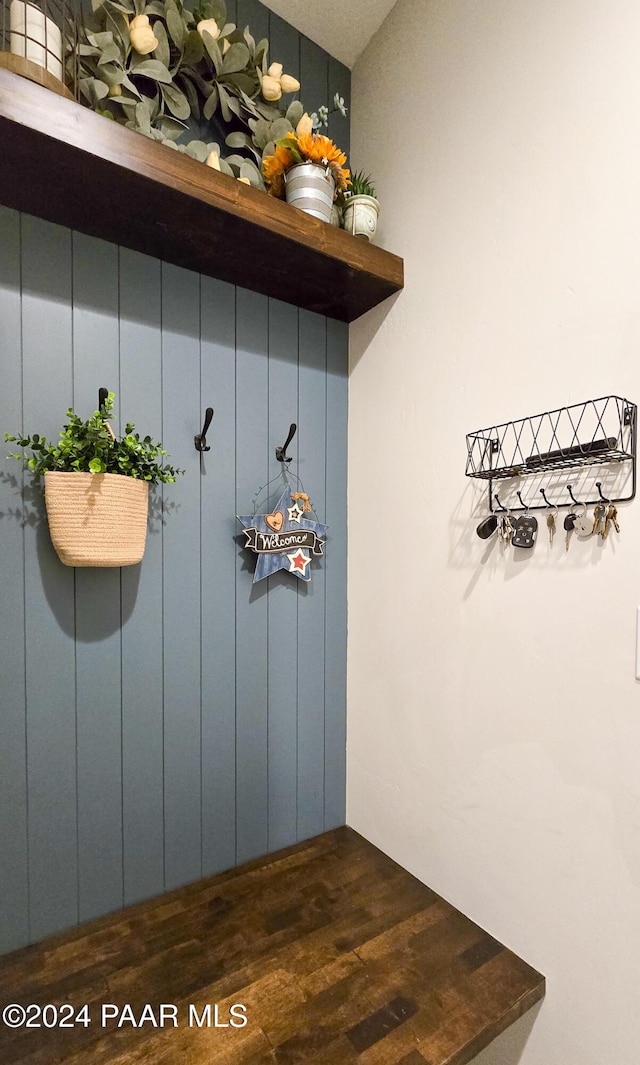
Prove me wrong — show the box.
[309,92,347,131]
[73,0,303,186]
[71,0,350,191]
[347,170,376,198]
[5,393,182,484]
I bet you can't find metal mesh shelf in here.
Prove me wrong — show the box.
[466,395,636,511]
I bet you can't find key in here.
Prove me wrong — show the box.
[604,504,620,538]
[604,500,617,530]
[498,514,514,545]
[564,511,576,552]
[546,512,556,545]
[592,504,605,536]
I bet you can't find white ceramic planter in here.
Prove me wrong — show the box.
[343,194,380,241]
[285,162,336,223]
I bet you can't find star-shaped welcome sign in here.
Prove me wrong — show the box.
[238,487,328,583]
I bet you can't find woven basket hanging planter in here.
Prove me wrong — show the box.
[44,471,149,567]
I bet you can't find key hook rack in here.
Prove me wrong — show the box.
[497,485,597,511]
[276,423,297,464]
[466,394,637,512]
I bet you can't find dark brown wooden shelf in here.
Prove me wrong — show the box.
[0,68,404,322]
[0,827,544,1064]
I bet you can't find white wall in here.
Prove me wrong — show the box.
[347,3,640,1063]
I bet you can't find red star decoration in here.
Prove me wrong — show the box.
[287,549,311,575]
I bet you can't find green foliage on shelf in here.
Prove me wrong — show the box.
[348,170,376,198]
[5,393,182,484]
[72,0,304,188]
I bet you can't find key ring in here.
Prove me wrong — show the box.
[573,500,593,538]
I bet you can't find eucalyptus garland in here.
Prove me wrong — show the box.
[73,0,312,187]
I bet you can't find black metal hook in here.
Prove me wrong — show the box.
[195,407,214,452]
[595,481,611,503]
[98,386,117,441]
[493,493,508,512]
[539,487,560,513]
[276,423,297,464]
[566,484,583,507]
[516,490,528,510]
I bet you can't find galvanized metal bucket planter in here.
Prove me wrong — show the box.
[284,162,335,223]
[44,471,149,567]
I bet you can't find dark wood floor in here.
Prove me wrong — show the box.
[0,827,544,1064]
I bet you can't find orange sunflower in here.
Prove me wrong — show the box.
[295,132,350,193]
[262,142,295,198]
[263,130,350,198]
[291,132,349,193]
[296,132,346,167]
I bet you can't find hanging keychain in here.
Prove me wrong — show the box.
[476,514,498,539]
[511,494,538,548]
[546,503,559,547]
[573,501,593,538]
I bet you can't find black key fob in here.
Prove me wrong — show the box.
[476,514,498,539]
[512,515,538,548]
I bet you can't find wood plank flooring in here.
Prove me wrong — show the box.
[0,827,544,1065]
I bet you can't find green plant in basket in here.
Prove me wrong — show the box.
[5,392,182,484]
[5,394,182,567]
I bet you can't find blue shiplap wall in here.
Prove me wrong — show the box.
[0,1,349,954]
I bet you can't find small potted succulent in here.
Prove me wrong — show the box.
[5,392,182,567]
[342,170,379,241]
[262,112,350,222]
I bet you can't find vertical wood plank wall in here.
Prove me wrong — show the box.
[0,5,349,953]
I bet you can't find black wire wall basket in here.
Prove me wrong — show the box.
[466,395,637,512]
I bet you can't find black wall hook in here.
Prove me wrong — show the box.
[98,386,116,441]
[195,407,214,452]
[276,423,297,463]
[566,484,582,507]
[595,481,611,503]
[540,487,553,507]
